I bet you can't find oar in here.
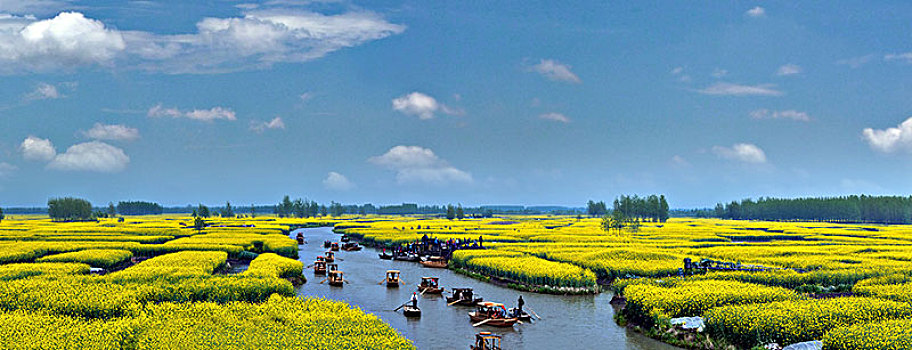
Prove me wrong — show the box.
[317,278,328,284]
[344,279,351,284]
[378,279,387,285]
[447,299,462,306]
[473,319,492,327]
[393,302,409,312]
[528,308,542,320]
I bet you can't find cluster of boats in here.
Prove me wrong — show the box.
[303,232,531,349]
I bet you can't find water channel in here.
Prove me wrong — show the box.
[293,227,681,350]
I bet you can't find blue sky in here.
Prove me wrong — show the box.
[1,1,912,208]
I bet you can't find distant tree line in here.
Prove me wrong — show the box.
[712,195,912,224]
[116,201,164,215]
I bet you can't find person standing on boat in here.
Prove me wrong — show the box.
[410,292,418,308]
[517,295,524,314]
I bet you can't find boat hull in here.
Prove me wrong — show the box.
[418,286,444,294]
[468,313,518,327]
[446,297,483,306]
[403,306,421,318]
[420,261,448,268]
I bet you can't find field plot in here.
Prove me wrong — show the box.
[0,215,414,350]
[335,217,912,349]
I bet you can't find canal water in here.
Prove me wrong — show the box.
[294,227,680,350]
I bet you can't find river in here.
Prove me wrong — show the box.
[293,227,680,350]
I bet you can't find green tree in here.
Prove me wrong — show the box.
[107,202,117,217]
[250,204,256,218]
[456,204,465,220]
[194,216,205,233]
[0,206,4,223]
[446,204,456,220]
[48,197,93,221]
[197,204,211,218]
[278,195,293,218]
[221,201,234,217]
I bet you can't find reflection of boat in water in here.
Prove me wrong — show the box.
[447,288,483,306]
[420,256,448,268]
[417,277,444,294]
[468,302,519,327]
[470,332,503,350]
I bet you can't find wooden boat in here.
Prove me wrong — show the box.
[341,242,362,251]
[509,308,533,322]
[418,277,444,294]
[330,243,340,252]
[327,263,339,273]
[324,251,335,263]
[468,302,519,327]
[379,251,393,260]
[402,304,421,318]
[471,332,503,350]
[447,288,483,306]
[323,240,332,248]
[313,260,327,275]
[295,232,305,244]
[341,235,351,242]
[420,256,448,269]
[383,270,401,287]
[393,252,419,262]
[327,271,345,287]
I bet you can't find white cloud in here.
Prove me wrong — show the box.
[392,92,459,120]
[746,6,766,17]
[530,59,581,83]
[82,123,140,141]
[671,155,690,167]
[671,67,684,75]
[698,82,783,96]
[776,64,802,76]
[0,9,405,74]
[0,162,17,177]
[250,117,285,133]
[369,145,472,185]
[885,52,912,64]
[711,68,728,78]
[712,143,767,163]
[19,136,56,161]
[837,54,875,68]
[0,12,125,72]
[47,141,129,172]
[25,82,60,100]
[862,117,912,153]
[539,112,570,123]
[299,92,313,101]
[148,104,236,122]
[125,9,406,73]
[750,109,811,122]
[323,171,354,191]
